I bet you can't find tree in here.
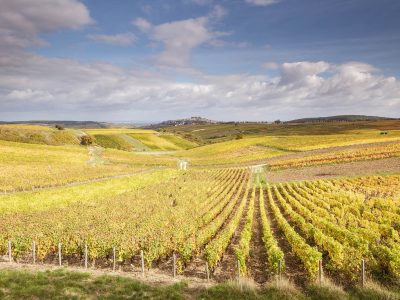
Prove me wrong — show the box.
[80,135,96,145]
[274,120,282,124]
[55,124,64,130]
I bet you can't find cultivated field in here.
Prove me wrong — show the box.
[1,121,400,299]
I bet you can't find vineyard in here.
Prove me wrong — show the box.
[85,128,197,151]
[0,140,175,193]
[176,131,400,166]
[1,168,399,293]
[269,141,400,170]
[1,122,400,298]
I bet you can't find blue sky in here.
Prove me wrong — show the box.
[0,0,399,122]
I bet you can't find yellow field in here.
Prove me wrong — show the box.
[0,124,54,131]
[84,128,157,135]
[84,128,197,151]
[176,137,289,165]
[176,130,400,166]
[127,133,181,151]
[0,124,80,145]
[0,140,174,192]
[0,169,178,215]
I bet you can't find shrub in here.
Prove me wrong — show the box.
[55,125,65,130]
[80,135,96,145]
[236,134,244,140]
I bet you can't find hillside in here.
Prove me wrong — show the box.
[84,128,198,151]
[0,120,109,128]
[0,124,82,146]
[165,119,400,144]
[287,115,397,123]
[148,116,218,128]
[1,119,400,300]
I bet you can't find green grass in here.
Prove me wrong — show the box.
[93,134,135,151]
[2,269,398,299]
[0,269,185,299]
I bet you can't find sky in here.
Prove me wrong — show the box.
[0,0,399,122]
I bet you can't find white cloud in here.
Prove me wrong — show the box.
[280,61,330,85]
[0,0,93,49]
[133,17,152,33]
[88,32,136,46]
[245,0,279,6]
[0,54,399,121]
[152,17,211,67]
[133,6,228,68]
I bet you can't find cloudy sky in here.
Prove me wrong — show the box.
[0,0,399,122]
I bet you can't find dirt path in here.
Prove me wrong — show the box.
[212,190,250,282]
[262,188,307,285]
[247,189,269,284]
[88,146,107,166]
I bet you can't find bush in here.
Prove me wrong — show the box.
[80,135,96,145]
[236,134,244,140]
[55,124,64,130]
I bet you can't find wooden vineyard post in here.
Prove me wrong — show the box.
[84,244,88,269]
[318,260,323,285]
[112,247,116,272]
[58,243,62,266]
[140,250,145,276]
[32,241,36,264]
[7,241,12,263]
[205,262,210,282]
[173,253,177,278]
[237,260,241,282]
[278,259,282,283]
[361,259,365,287]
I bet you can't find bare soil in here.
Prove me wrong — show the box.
[262,188,308,286]
[183,177,248,279]
[212,189,250,282]
[247,189,269,284]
